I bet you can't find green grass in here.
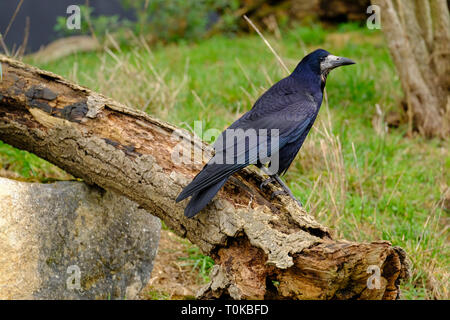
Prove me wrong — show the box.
[0,141,72,181]
[178,246,215,283]
[1,22,448,299]
[145,290,171,300]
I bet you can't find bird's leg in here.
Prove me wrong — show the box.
[272,175,303,207]
[258,165,277,190]
[258,166,302,206]
[259,176,276,190]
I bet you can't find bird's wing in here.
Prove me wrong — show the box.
[176,77,318,201]
[216,76,318,153]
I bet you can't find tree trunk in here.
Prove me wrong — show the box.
[0,55,409,299]
[372,0,450,138]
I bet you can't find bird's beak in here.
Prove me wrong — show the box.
[327,55,356,68]
[322,55,356,71]
[334,56,356,67]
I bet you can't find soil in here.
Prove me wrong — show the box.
[140,229,207,300]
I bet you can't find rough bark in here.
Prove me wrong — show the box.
[372,0,450,138]
[0,55,409,299]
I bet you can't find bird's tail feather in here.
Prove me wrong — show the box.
[184,178,228,218]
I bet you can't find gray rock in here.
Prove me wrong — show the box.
[0,177,161,299]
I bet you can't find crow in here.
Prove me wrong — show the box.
[176,49,355,218]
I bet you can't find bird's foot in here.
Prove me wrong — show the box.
[259,176,276,190]
[270,189,303,207]
[270,189,286,199]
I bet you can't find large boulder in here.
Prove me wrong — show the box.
[0,177,161,299]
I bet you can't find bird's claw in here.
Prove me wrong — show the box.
[294,198,303,207]
[259,176,275,190]
[271,189,303,207]
[270,189,286,199]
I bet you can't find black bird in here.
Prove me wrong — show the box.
[176,49,355,218]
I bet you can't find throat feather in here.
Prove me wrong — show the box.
[320,70,329,91]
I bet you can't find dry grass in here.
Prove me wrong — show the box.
[68,37,187,120]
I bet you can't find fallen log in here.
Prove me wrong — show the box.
[28,36,100,64]
[0,55,409,299]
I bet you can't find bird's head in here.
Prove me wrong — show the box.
[293,49,355,85]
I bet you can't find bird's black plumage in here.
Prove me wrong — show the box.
[176,49,355,218]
